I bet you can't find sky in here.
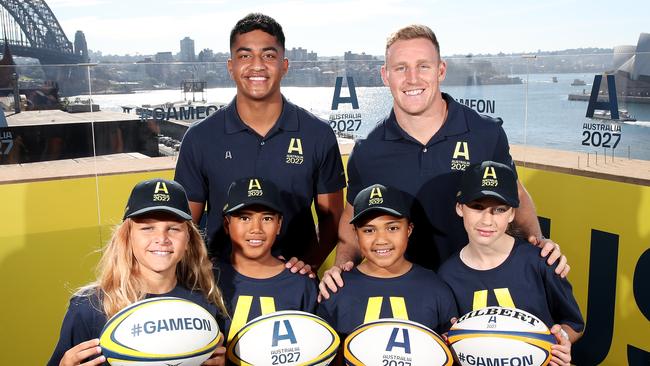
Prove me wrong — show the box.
[46,0,649,57]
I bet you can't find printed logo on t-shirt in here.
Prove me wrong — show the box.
[285,138,304,165]
[450,141,471,171]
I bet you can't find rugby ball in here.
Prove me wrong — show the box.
[227,310,339,366]
[99,297,221,366]
[447,306,557,366]
[344,318,453,366]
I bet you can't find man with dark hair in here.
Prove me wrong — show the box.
[176,13,345,274]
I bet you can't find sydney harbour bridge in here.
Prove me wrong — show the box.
[0,0,89,94]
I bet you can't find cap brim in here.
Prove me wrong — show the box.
[459,190,519,208]
[125,206,192,221]
[350,207,406,224]
[223,201,283,216]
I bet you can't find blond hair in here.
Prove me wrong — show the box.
[385,24,440,59]
[77,219,228,319]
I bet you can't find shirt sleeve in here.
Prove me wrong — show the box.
[315,127,346,194]
[316,297,337,331]
[302,277,320,315]
[174,126,208,203]
[435,281,459,334]
[540,260,585,333]
[47,296,104,366]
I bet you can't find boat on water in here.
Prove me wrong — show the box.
[571,79,586,86]
[552,76,558,83]
[591,109,637,122]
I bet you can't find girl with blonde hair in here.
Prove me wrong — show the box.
[48,178,228,366]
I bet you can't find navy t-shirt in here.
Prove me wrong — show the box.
[47,285,221,366]
[215,261,319,343]
[317,264,457,337]
[438,239,584,332]
[175,96,346,260]
[346,93,516,271]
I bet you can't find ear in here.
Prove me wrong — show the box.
[223,216,230,235]
[455,203,463,217]
[227,58,233,78]
[276,216,283,235]
[438,59,447,82]
[508,208,516,224]
[282,57,289,76]
[380,64,389,87]
[407,222,414,237]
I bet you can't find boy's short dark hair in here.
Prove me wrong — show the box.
[230,13,285,51]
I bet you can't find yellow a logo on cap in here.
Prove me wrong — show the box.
[154,181,169,194]
[483,167,497,179]
[287,138,303,155]
[370,187,383,199]
[248,179,262,190]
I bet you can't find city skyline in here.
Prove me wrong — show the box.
[48,0,648,57]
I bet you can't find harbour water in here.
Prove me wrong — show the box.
[87,72,650,161]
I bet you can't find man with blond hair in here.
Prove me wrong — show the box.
[320,25,568,297]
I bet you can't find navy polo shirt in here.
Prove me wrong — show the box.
[347,93,516,271]
[175,96,345,260]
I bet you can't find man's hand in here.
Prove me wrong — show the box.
[279,256,316,278]
[528,236,570,278]
[318,261,354,302]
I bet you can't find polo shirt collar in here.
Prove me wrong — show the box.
[224,95,299,135]
[383,92,469,144]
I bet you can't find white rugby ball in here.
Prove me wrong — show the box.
[344,318,453,366]
[227,310,339,366]
[99,297,221,366]
[447,306,557,366]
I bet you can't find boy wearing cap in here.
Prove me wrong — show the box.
[438,161,583,366]
[317,183,457,341]
[216,177,318,344]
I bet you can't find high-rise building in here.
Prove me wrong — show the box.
[180,37,195,62]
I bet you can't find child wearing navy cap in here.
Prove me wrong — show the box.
[216,177,318,347]
[48,178,228,366]
[317,183,457,365]
[438,161,584,366]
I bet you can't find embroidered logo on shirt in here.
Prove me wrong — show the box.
[450,141,471,171]
[285,138,304,165]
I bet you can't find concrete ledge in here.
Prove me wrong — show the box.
[2,142,650,186]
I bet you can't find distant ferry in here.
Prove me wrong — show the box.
[552,76,558,83]
[571,79,586,86]
[592,109,637,122]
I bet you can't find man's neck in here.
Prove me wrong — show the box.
[236,94,283,137]
[394,96,448,145]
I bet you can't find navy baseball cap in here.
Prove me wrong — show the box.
[350,184,409,224]
[223,177,283,215]
[457,161,520,207]
[123,178,192,220]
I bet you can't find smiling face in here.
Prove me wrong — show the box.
[381,37,446,119]
[355,214,413,277]
[130,213,189,281]
[456,197,515,248]
[225,206,282,261]
[227,29,288,103]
